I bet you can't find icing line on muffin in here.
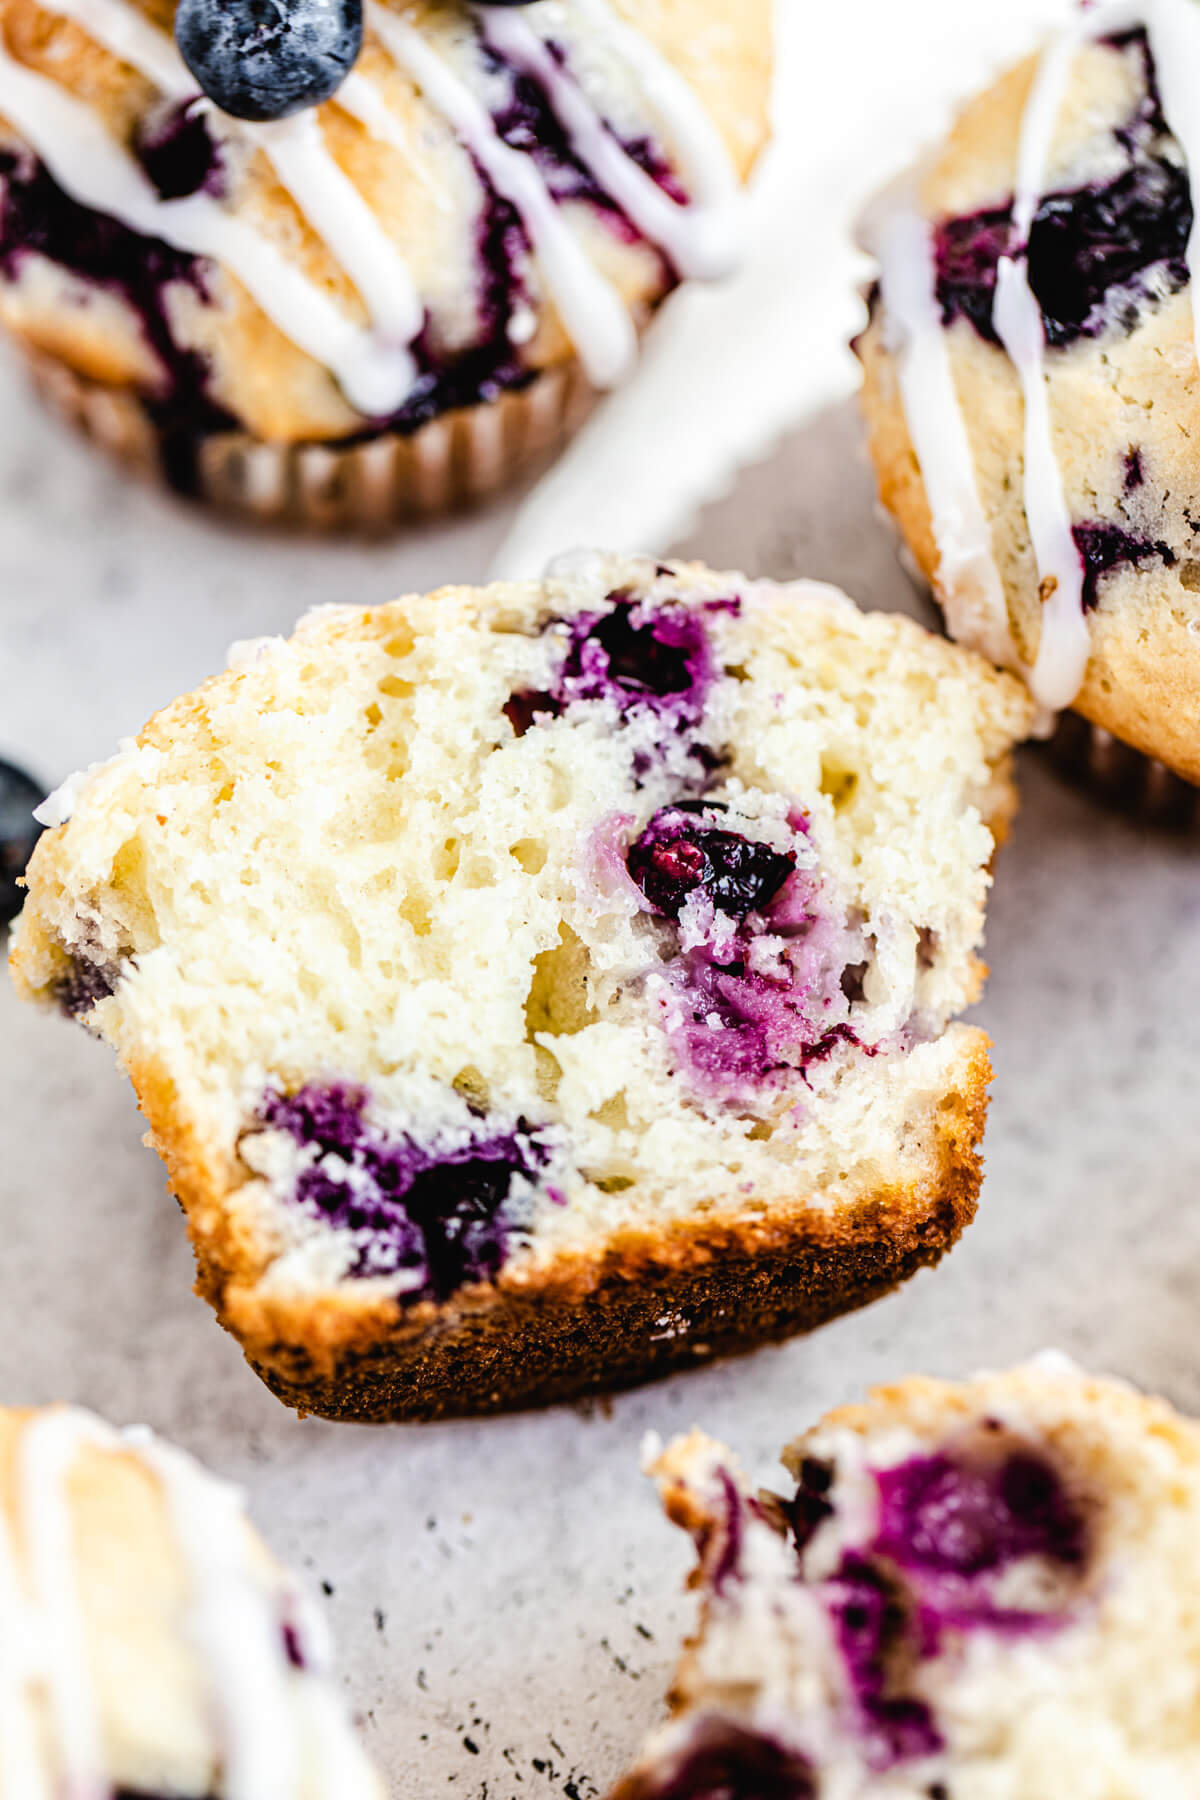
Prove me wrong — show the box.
[365,2,637,387]
[866,195,1020,677]
[476,1,743,281]
[992,12,1099,712]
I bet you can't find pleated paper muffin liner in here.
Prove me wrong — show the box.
[26,350,596,534]
[1041,710,1200,830]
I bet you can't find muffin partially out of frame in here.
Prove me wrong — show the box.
[616,1360,1200,1800]
[0,0,771,527]
[10,553,1031,1421]
[858,0,1200,803]
[0,1401,381,1798]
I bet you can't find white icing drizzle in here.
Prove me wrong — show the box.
[0,33,413,414]
[38,0,193,99]
[2,0,747,416]
[0,1406,374,1800]
[866,193,1019,675]
[248,110,423,348]
[366,1,636,387]
[474,2,743,280]
[992,17,1097,711]
[36,0,422,378]
[566,0,746,272]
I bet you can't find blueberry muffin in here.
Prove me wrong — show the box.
[616,1358,1200,1800]
[0,1401,381,1798]
[9,553,1031,1421]
[858,3,1200,805]
[0,0,771,527]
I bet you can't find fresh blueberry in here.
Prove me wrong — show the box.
[0,758,43,925]
[175,0,363,123]
[627,804,797,920]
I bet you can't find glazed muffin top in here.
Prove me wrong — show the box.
[856,2,1200,774]
[0,0,772,442]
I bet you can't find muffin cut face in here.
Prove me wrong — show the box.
[858,2,1200,781]
[11,553,1031,1419]
[617,1361,1200,1800]
[0,0,770,483]
[0,1402,381,1799]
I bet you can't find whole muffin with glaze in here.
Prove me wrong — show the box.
[0,1401,381,1799]
[0,0,771,526]
[10,552,1030,1421]
[858,1,1200,800]
[615,1358,1200,1800]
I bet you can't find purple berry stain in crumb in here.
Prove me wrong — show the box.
[505,591,735,736]
[643,1720,816,1800]
[782,1445,1088,1766]
[1123,445,1145,492]
[54,955,118,1020]
[258,1083,552,1297]
[281,1620,308,1670]
[827,1556,943,1769]
[874,1450,1086,1583]
[934,35,1190,350]
[702,1468,756,1592]
[622,804,866,1099]
[1073,520,1176,609]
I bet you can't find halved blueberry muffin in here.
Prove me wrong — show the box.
[10,553,1030,1420]
[0,0,770,526]
[616,1359,1200,1800]
[0,1401,380,1798]
[858,2,1200,801]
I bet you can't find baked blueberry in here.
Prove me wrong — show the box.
[135,100,225,201]
[616,1363,1195,1800]
[11,556,1029,1421]
[627,805,796,919]
[174,0,364,123]
[0,757,43,925]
